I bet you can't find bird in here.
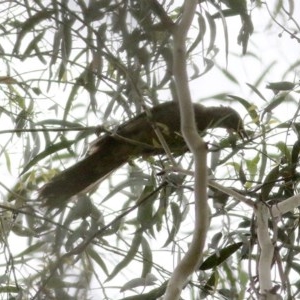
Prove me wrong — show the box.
[39,101,246,208]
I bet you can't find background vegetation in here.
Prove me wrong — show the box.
[0,1,300,299]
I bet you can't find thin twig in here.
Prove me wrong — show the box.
[0,126,97,134]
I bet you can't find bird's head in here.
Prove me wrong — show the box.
[198,105,247,139]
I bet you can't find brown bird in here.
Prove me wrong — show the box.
[39,101,245,207]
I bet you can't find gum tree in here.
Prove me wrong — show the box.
[0,1,300,299]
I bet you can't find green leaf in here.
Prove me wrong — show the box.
[101,177,150,204]
[12,223,37,237]
[141,237,153,278]
[61,16,75,69]
[205,10,216,55]
[220,68,238,84]
[199,58,215,77]
[63,71,85,121]
[14,242,45,258]
[261,164,280,201]
[263,92,289,114]
[199,242,243,270]
[276,142,291,163]
[188,12,206,54]
[163,202,182,247]
[21,139,76,175]
[13,10,55,54]
[291,140,300,166]
[266,81,296,92]
[137,185,156,232]
[245,153,260,180]
[246,83,267,102]
[87,246,109,276]
[15,110,28,137]
[35,119,84,128]
[106,231,143,282]
[22,31,45,60]
[210,232,223,249]
[4,151,12,174]
[205,270,219,290]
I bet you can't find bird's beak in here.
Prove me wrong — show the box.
[238,128,248,140]
[236,119,248,141]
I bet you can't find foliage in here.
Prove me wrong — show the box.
[0,0,300,299]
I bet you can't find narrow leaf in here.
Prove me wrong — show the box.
[205,10,216,55]
[291,140,300,166]
[246,83,267,102]
[188,12,206,54]
[13,10,54,54]
[106,231,143,282]
[14,242,45,258]
[264,92,289,114]
[22,31,45,60]
[266,81,295,92]
[221,68,238,84]
[163,202,182,247]
[87,246,109,275]
[141,237,153,278]
[199,242,243,270]
[276,142,291,163]
[21,139,75,175]
[261,165,280,201]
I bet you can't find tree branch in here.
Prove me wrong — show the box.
[256,202,276,299]
[270,194,300,217]
[164,1,209,299]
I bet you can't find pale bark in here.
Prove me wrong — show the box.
[163,1,209,299]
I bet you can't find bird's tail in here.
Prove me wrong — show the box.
[39,137,130,207]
